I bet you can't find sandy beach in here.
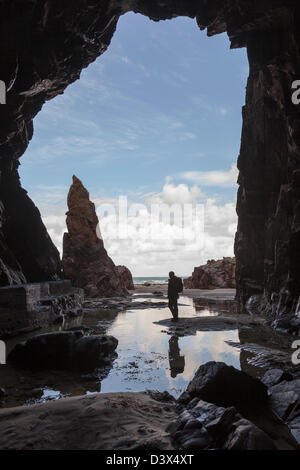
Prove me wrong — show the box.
[0,391,177,450]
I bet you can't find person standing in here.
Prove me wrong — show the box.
[167,271,183,322]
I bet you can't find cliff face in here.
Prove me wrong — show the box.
[0,1,299,319]
[184,258,236,289]
[0,167,61,284]
[234,6,300,320]
[62,176,127,297]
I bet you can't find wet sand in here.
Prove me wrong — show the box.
[0,391,176,450]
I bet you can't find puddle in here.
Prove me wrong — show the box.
[0,294,265,408]
[100,300,240,396]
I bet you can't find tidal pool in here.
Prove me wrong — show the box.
[0,294,242,407]
[100,296,240,396]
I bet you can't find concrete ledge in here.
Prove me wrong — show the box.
[0,280,73,312]
[0,281,84,338]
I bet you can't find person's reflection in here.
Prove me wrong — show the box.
[168,335,185,378]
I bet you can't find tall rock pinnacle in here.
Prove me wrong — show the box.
[62,175,127,297]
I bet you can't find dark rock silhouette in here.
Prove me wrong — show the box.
[179,361,268,416]
[167,400,275,450]
[0,1,299,320]
[62,176,127,297]
[8,330,118,371]
[0,173,62,285]
[184,257,235,289]
[261,368,293,388]
[268,379,300,445]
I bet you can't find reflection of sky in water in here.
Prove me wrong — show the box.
[1,296,240,406]
[100,297,240,397]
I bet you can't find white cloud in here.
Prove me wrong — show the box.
[148,178,205,205]
[100,195,237,276]
[179,164,238,187]
[43,213,66,254]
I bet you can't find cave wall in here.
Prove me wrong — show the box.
[234,2,300,319]
[0,0,120,283]
[0,0,299,318]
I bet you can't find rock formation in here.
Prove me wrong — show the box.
[8,330,118,371]
[117,265,134,290]
[0,1,300,322]
[0,174,62,285]
[184,257,236,289]
[180,361,268,414]
[167,400,275,450]
[62,176,127,297]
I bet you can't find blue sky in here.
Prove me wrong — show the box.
[19,12,248,276]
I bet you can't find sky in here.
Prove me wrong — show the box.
[19,12,249,277]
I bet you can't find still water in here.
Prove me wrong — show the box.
[100,296,240,396]
[0,295,240,407]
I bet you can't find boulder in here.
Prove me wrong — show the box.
[167,399,275,450]
[269,379,300,421]
[205,406,237,441]
[224,418,276,450]
[184,257,235,289]
[8,331,118,371]
[261,368,293,388]
[182,361,268,414]
[117,265,134,290]
[268,379,300,445]
[62,176,128,297]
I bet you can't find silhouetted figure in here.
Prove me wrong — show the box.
[168,271,183,322]
[168,335,185,378]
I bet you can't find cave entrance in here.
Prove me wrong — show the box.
[19,12,248,280]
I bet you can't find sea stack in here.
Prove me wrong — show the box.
[62,175,127,297]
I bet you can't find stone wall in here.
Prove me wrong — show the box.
[0,280,84,338]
